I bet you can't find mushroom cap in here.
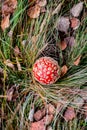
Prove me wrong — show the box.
[32,57,61,85]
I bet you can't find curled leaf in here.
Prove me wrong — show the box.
[60,41,67,50]
[74,56,81,66]
[61,65,68,77]
[27,5,40,19]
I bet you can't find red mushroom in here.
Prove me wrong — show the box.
[32,57,61,85]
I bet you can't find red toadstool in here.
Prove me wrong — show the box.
[32,57,61,85]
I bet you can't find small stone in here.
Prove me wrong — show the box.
[57,17,70,33]
[70,2,83,17]
[64,36,75,47]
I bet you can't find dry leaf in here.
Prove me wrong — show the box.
[44,115,53,125]
[1,15,10,31]
[70,2,83,17]
[47,103,55,115]
[64,36,75,47]
[4,59,15,70]
[34,109,46,121]
[37,0,47,7]
[57,17,70,33]
[14,46,20,56]
[2,0,17,17]
[74,56,81,66]
[70,17,80,30]
[27,5,40,18]
[60,41,67,50]
[52,3,62,15]
[64,107,76,121]
[7,87,14,101]
[61,65,68,77]
[1,0,17,30]
[30,118,45,130]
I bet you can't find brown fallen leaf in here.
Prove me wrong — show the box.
[2,0,17,17]
[4,59,15,70]
[27,5,40,19]
[47,103,55,115]
[1,0,17,30]
[70,2,83,17]
[57,17,70,33]
[61,65,68,77]
[70,17,80,30]
[60,41,67,50]
[1,15,10,31]
[30,118,45,130]
[74,56,81,66]
[64,107,76,121]
[44,115,53,125]
[14,46,20,56]
[34,108,46,121]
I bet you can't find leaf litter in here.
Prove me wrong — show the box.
[0,1,87,130]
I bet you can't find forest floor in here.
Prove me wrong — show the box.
[0,0,87,130]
